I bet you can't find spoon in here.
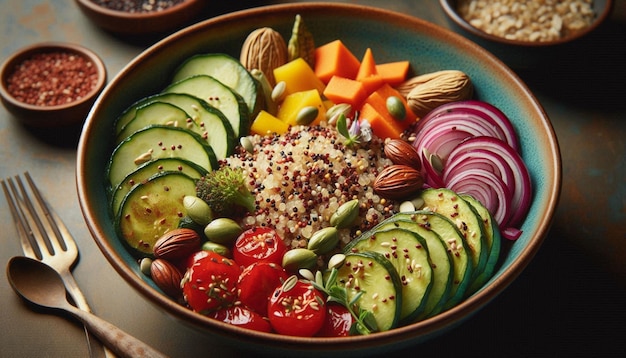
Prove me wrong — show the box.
[6,256,168,358]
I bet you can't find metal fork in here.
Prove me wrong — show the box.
[2,172,112,358]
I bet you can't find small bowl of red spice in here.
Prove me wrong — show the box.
[75,0,206,36]
[0,42,107,128]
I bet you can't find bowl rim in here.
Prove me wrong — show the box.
[0,41,107,112]
[439,0,614,47]
[77,2,561,351]
[74,0,202,20]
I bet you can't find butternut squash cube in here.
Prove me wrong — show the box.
[251,110,289,136]
[273,58,326,98]
[276,89,326,126]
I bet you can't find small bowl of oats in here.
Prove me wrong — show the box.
[440,0,613,46]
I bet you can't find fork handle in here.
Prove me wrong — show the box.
[65,305,169,358]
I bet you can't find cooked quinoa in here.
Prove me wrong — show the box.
[224,122,398,249]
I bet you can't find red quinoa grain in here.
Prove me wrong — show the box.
[6,51,99,107]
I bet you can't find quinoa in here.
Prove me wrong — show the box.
[224,122,398,249]
[457,0,597,42]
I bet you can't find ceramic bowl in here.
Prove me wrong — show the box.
[76,3,561,355]
[74,0,206,36]
[0,42,107,128]
[439,0,613,68]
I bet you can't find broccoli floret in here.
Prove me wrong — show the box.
[196,166,256,217]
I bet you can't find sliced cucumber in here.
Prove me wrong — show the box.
[164,75,250,137]
[114,93,235,160]
[116,101,190,144]
[417,188,488,283]
[171,53,259,116]
[107,125,217,190]
[335,251,403,331]
[115,171,197,256]
[375,216,453,320]
[404,210,473,310]
[109,157,208,217]
[461,194,501,295]
[345,227,433,323]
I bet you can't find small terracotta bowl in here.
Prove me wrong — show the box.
[74,0,206,36]
[0,42,107,128]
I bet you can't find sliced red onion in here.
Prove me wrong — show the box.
[502,227,523,240]
[417,100,519,152]
[445,136,532,228]
[445,167,513,227]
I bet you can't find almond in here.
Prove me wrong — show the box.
[373,165,424,200]
[240,27,288,86]
[150,258,183,298]
[384,139,422,169]
[153,228,201,261]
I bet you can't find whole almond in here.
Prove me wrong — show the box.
[397,70,473,117]
[150,258,183,298]
[384,139,422,169]
[153,228,201,261]
[373,165,424,200]
[240,27,288,86]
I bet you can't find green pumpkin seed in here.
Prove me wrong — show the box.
[282,248,318,271]
[307,227,339,255]
[203,218,242,245]
[183,195,213,226]
[330,199,359,229]
[201,241,231,257]
[295,105,319,125]
[386,95,407,121]
[140,257,153,276]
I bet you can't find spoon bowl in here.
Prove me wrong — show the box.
[6,256,167,358]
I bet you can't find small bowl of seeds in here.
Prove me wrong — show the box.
[440,0,613,46]
[0,42,107,128]
[75,0,206,36]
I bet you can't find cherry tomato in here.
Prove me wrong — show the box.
[182,251,241,313]
[316,304,353,337]
[209,305,272,333]
[268,278,326,337]
[233,227,287,267]
[237,262,288,316]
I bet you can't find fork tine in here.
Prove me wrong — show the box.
[2,177,39,259]
[23,172,75,253]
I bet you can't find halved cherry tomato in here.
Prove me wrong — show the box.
[182,251,241,313]
[316,304,353,337]
[233,227,287,267]
[238,262,288,316]
[209,305,272,333]
[268,278,326,337]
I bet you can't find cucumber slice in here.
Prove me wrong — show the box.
[172,53,258,116]
[417,188,488,283]
[461,194,502,295]
[114,93,235,160]
[406,210,473,310]
[376,216,453,320]
[107,125,217,190]
[335,251,403,331]
[115,171,197,256]
[109,157,208,217]
[116,101,190,144]
[345,227,433,323]
[164,74,250,137]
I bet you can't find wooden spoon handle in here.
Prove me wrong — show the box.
[67,306,168,358]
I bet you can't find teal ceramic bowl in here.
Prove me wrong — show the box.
[77,3,561,355]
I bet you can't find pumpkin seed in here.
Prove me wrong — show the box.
[307,227,339,254]
[183,195,213,226]
[271,81,286,102]
[295,105,319,125]
[140,257,153,276]
[203,218,242,245]
[201,241,231,257]
[386,95,407,121]
[330,199,359,229]
[282,248,318,271]
[399,200,416,213]
[328,253,346,270]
